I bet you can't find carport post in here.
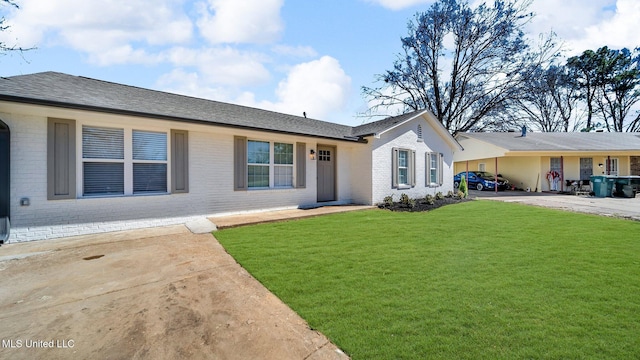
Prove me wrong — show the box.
[494,157,498,193]
[466,161,469,190]
[560,156,564,192]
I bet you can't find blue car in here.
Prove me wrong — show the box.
[454,171,510,191]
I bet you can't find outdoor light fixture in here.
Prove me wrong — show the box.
[598,163,604,168]
[310,149,316,160]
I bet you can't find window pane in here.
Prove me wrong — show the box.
[133,163,167,193]
[82,126,124,159]
[83,162,124,195]
[398,151,408,167]
[248,141,270,164]
[133,130,167,161]
[274,166,293,187]
[248,165,269,187]
[274,143,293,164]
[399,168,408,185]
[430,154,438,183]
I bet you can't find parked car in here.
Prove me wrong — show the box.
[454,171,510,191]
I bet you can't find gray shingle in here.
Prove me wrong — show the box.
[458,132,640,151]
[0,72,357,141]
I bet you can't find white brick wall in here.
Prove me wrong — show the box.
[1,105,362,242]
[370,117,456,205]
[1,103,456,242]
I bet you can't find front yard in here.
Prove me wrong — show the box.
[215,201,640,359]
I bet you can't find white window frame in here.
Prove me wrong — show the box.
[247,140,295,189]
[607,157,619,176]
[398,150,409,186]
[78,124,170,197]
[426,152,443,187]
[392,147,415,189]
[478,163,486,172]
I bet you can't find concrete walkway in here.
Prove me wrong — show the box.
[471,190,640,221]
[210,205,374,229]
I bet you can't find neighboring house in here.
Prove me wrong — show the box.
[0,72,460,242]
[453,131,640,192]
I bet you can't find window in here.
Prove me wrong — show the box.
[274,142,293,187]
[247,140,270,188]
[478,163,486,172]
[550,157,562,176]
[398,150,409,185]
[392,148,415,189]
[234,137,305,191]
[132,130,167,193]
[47,121,188,199]
[82,126,167,196]
[247,140,294,188]
[426,152,443,186]
[82,126,125,195]
[607,157,619,176]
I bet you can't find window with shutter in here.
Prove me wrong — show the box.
[80,126,170,196]
[392,147,415,189]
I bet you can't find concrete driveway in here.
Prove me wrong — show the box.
[0,225,348,360]
[471,190,640,221]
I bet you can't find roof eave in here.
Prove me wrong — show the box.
[0,95,367,143]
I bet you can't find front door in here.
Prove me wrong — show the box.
[317,145,335,202]
[580,158,593,180]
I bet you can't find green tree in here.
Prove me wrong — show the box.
[361,0,557,134]
[567,47,640,132]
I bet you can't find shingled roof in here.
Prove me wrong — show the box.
[0,72,361,142]
[457,131,640,152]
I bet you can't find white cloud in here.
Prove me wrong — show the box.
[165,46,271,86]
[0,0,192,64]
[528,0,639,55]
[364,0,433,11]
[271,45,318,58]
[246,56,352,119]
[156,56,352,120]
[196,0,284,44]
[156,69,235,101]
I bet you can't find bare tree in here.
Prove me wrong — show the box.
[1,0,32,54]
[512,64,577,132]
[361,0,557,134]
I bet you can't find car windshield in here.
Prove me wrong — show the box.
[475,172,495,178]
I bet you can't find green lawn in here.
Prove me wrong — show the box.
[215,201,640,359]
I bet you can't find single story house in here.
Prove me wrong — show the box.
[453,131,640,192]
[0,72,461,243]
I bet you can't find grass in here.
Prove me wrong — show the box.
[215,201,640,359]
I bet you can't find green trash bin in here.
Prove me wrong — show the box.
[590,175,611,197]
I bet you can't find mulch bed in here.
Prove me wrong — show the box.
[378,195,472,212]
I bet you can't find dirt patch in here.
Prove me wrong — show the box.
[0,226,348,360]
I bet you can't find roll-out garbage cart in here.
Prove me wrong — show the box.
[590,175,613,197]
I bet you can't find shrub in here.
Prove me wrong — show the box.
[424,194,435,205]
[456,190,465,199]
[399,193,411,205]
[459,176,468,198]
[435,191,444,200]
[383,195,394,206]
[446,190,454,198]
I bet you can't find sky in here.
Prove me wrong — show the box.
[1,0,639,126]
